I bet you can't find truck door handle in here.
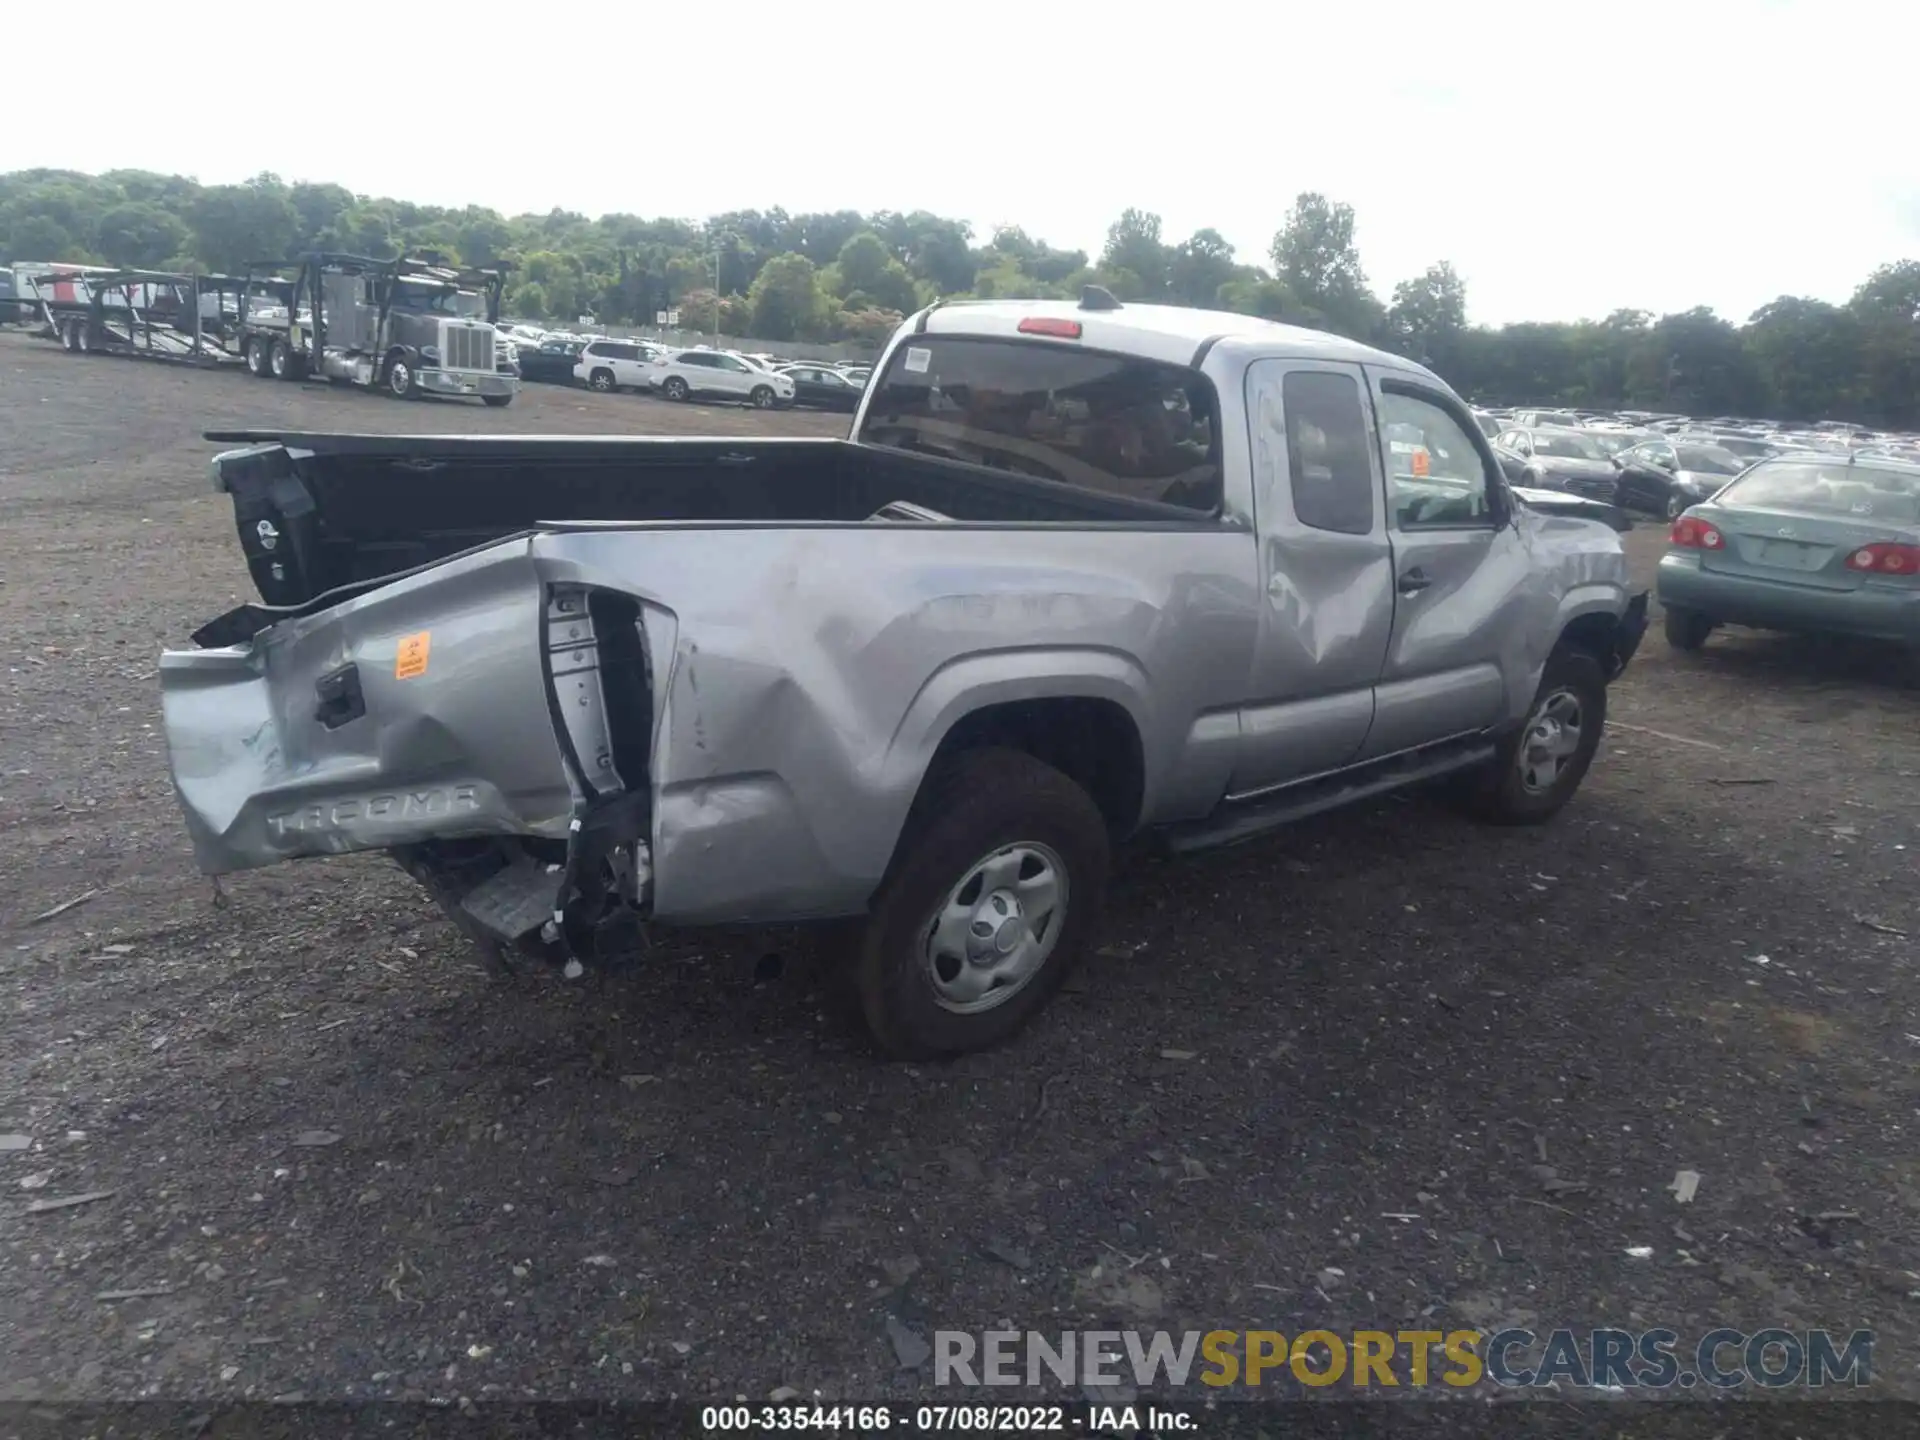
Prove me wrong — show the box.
[1398,568,1433,594]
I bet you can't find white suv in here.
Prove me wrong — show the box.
[650,349,795,408]
[573,339,661,393]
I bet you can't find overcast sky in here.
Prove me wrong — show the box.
[3,0,1912,326]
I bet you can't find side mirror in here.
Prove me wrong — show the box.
[1610,453,1625,468]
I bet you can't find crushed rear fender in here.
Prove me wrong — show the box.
[160,537,640,875]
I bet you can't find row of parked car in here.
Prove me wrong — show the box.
[1463,406,1919,654]
[501,327,875,412]
[1469,404,1920,521]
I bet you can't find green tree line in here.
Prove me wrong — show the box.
[3,168,1915,427]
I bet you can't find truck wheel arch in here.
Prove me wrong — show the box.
[886,655,1153,847]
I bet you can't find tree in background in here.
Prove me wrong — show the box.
[748,253,830,341]
[1270,192,1383,340]
[0,166,1913,425]
[1386,261,1467,371]
[1099,209,1170,300]
[184,174,299,273]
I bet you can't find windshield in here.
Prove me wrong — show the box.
[861,335,1222,512]
[1532,431,1605,460]
[1676,446,1746,475]
[1717,461,1920,520]
[1584,432,1639,456]
[390,280,487,317]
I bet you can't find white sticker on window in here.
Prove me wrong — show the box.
[903,346,931,374]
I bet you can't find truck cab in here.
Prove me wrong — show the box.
[247,253,520,406]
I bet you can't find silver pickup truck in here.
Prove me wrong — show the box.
[162,292,1647,1058]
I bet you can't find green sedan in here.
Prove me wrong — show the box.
[1656,455,1920,650]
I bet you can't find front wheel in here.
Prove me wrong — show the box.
[1664,606,1714,651]
[661,376,689,402]
[750,385,775,409]
[386,357,418,399]
[856,748,1111,1060]
[481,393,513,408]
[1457,647,1607,826]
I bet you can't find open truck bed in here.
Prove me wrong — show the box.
[193,430,1197,638]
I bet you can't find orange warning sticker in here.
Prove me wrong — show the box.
[1411,448,1431,477]
[395,631,431,680]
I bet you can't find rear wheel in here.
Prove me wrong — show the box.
[588,367,615,393]
[1457,646,1608,826]
[245,338,270,376]
[750,385,775,409]
[73,322,91,353]
[59,320,77,351]
[856,748,1110,1060]
[1664,606,1714,651]
[268,338,303,381]
[662,376,689,402]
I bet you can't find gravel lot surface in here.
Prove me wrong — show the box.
[2,331,1916,1421]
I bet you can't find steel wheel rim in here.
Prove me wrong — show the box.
[920,841,1068,1015]
[666,379,685,400]
[1667,493,1685,518]
[754,388,772,408]
[1518,687,1584,793]
[271,345,286,377]
[390,363,410,395]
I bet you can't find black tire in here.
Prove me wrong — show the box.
[268,338,303,381]
[245,338,270,377]
[385,355,419,399]
[73,322,91,353]
[750,385,775,409]
[662,376,689,402]
[856,747,1110,1060]
[59,320,77,352]
[1664,606,1714,651]
[482,393,513,409]
[1665,491,1688,520]
[588,367,615,393]
[1459,647,1608,826]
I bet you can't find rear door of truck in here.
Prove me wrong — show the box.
[1227,359,1395,794]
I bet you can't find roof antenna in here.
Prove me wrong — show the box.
[1079,284,1123,312]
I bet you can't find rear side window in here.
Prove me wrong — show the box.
[860,336,1222,513]
[1282,370,1375,535]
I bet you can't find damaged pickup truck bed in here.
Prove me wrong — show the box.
[162,294,1648,1058]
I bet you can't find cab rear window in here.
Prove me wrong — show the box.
[858,336,1222,513]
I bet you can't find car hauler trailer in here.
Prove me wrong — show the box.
[30,268,253,366]
[237,251,520,406]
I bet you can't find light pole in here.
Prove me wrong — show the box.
[712,242,721,346]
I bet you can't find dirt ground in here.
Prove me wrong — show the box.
[2,331,1917,1417]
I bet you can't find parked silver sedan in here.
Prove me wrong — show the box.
[1657,456,1920,650]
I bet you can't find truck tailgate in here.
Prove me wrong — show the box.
[162,539,577,875]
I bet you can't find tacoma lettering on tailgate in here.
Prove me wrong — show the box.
[268,785,481,837]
